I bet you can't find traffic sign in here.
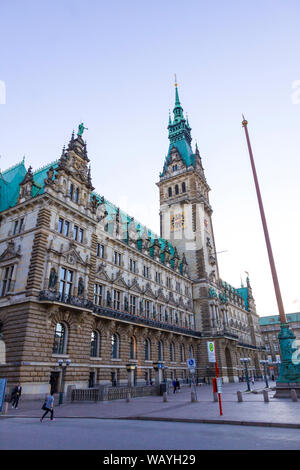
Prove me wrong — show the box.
[207,341,216,362]
[187,358,196,369]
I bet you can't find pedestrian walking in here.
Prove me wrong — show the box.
[11,383,22,409]
[251,375,255,386]
[176,379,180,391]
[40,392,55,422]
[172,379,177,394]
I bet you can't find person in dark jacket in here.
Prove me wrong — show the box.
[11,383,22,409]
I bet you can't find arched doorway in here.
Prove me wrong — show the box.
[225,347,234,382]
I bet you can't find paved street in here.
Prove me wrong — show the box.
[1,381,300,450]
[1,417,300,450]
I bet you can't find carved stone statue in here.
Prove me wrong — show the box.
[48,268,57,290]
[78,278,84,297]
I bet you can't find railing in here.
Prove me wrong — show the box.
[71,385,160,402]
[39,289,201,338]
[39,290,94,310]
[94,305,202,338]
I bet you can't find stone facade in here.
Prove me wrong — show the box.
[0,87,266,399]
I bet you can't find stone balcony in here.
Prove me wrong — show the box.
[39,290,202,338]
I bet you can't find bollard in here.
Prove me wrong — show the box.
[237,391,243,402]
[126,392,131,403]
[2,401,8,414]
[291,389,298,402]
[263,390,269,403]
[213,392,218,402]
[163,392,168,402]
[191,391,198,402]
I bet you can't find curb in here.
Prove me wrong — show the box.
[2,414,300,429]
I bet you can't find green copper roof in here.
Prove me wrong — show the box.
[0,160,27,212]
[161,85,195,177]
[259,313,300,326]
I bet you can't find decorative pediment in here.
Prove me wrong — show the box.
[129,277,143,294]
[96,264,112,283]
[0,241,21,263]
[156,288,167,303]
[60,243,87,266]
[143,282,156,300]
[112,270,129,289]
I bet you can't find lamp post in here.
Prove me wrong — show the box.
[240,358,251,391]
[58,358,70,405]
[260,360,269,388]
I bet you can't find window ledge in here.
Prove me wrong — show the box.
[90,357,102,361]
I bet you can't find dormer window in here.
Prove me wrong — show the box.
[172,165,178,172]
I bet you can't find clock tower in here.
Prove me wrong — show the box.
[157,81,220,332]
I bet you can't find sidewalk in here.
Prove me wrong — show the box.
[2,380,300,428]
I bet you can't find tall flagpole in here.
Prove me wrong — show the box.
[242,116,300,391]
[241,116,286,325]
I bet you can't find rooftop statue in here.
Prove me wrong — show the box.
[77,122,88,137]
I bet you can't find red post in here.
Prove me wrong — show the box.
[214,343,223,416]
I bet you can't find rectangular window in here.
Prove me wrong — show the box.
[145,300,150,318]
[79,228,84,243]
[113,251,121,266]
[143,266,149,278]
[59,267,73,298]
[166,277,171,288]
[64,221,70,237]
[130,295,136,315]
[96,243,105,258]
[13,220,19,235]
[1,265,14,296]
[58,218,64,234]
[94,284,104,306]
[155,272,161,284]
[176,282,181,293]
[73,225,78,241]
[129,259,136,273]
[18,218,24,233]
[113,289,121,310]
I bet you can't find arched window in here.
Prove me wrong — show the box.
[74,188,79,203]
[144,338,151,360]
[182,182,186,193]
[52,322,67,355]
[111,333,119,359]
[90,331,100,357]
[158,340,164,361]
[130,336,137,360]
[180,344,185,362]
[168,187,172,197]
[170,342,175,361]
[175,184,179,195]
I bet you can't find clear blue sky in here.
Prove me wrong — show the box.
[1,0,300,316]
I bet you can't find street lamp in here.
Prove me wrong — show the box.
[240,357,251,392]
[58,358,71,405]
[259,360,269,388]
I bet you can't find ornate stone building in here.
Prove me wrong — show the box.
[0,86,265,399]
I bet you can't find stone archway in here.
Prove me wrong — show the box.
[225,347,234,383]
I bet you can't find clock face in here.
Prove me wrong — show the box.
[170,213,185,231]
